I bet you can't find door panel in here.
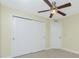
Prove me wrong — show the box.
[50,22,62,48]
[12,17,45,57]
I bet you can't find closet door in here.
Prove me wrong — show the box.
[12,17,45,57]
[50,22,62,48]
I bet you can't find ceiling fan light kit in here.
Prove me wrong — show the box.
[38,0,71,18]
[51,9,57,14]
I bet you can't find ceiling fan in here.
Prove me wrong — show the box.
[38,0,71,18]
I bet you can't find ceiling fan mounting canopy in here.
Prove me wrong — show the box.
[38,0,71,18]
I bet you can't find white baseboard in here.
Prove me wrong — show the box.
[45,47,61,50]
[10,49,46,58]
[61,48,79,55]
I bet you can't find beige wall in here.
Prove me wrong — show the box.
[0,5,51,57]
[62,13,79,53]
[0,4,1,57]
[45,20,51,48]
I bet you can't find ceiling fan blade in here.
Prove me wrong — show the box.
[43,0,52,8]
[49,13,53,18]
[57,11,66,16]
[38,10,50,13]
[57,3,71,9]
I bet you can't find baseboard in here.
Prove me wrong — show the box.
[45,47,61,50]
[0,54,12,58]
[10,49,46,58]
[61,48,79,55]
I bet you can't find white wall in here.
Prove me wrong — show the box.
[62,13,79,53]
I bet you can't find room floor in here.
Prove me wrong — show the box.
[15,49,79,58]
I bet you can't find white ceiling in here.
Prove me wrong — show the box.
[0,0,79,19]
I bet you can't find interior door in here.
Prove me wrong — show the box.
[50,21,62,48]
[12,17,45,57]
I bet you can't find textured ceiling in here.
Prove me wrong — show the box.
[0,0,79,19]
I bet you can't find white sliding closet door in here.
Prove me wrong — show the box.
[12,17,45,57]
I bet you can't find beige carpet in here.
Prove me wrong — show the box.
[15,49,79,58]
